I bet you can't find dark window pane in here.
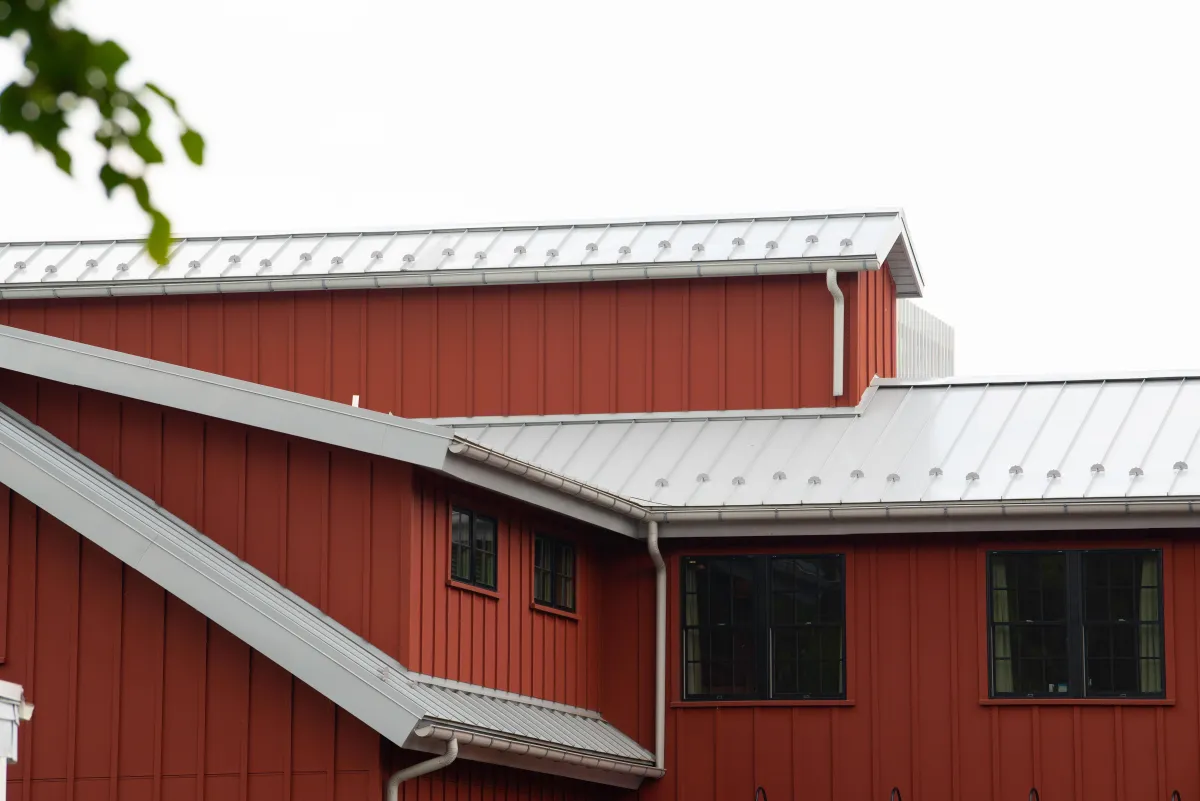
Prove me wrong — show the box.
[451,509,472,582]
[1083,550,1164,696]
[769,556,845,699]
[989,552,1069,696]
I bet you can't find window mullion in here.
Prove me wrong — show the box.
[756,556,772,700]
[1066,551,1086,698]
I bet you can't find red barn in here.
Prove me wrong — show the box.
[0,211,1190,801]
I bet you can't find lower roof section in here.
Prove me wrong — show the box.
[443,374,1200,510]
[0,399,659,786]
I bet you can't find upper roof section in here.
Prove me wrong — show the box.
[0,210,922,300]
[442,374,1200,508]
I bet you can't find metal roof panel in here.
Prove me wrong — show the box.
[0,210,921,299]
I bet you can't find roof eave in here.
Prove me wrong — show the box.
[0,256,883,301]
[406,724,662,790]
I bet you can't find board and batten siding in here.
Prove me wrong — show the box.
[615,533,1200,801]
[0,268,896,417]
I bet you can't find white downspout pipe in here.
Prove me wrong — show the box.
[646,520,666,771]
[385,738,459,801]
[826,268,844,397]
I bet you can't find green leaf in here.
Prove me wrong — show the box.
[127,131,164,165]
[180,128,204,165]
[88,40,130,76]
[143,82,179,113]
[146,211,171,265]
[98,163,124,196]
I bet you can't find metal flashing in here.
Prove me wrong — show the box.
[0,324,451,470]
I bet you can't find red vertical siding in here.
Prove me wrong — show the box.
[0,273,896,416]
[0,489,380,801]
[403,471,602,710]
[629,532,1200,801]
[0,372,413,799]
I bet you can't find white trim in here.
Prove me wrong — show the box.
[0,324,451,469]
[0,257,888,300]
[873,370,1200,388]
[429,406,858,427]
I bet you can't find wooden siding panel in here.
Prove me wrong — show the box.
[406,472,599,708]
[2,276,893,418]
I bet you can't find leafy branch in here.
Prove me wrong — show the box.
[0,0,203,263]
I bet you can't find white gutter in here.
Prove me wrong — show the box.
[654,498,1200,523]
[646,520,666,772]
[0,259,882,301]
[385,737,459,801]
[413,725,665,779]
[827,268,845,398]
[448,439,650,519]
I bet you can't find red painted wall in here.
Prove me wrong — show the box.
[401,470,606,709]
[617,532,1200,801]
[0,269,896,417]
[0,371,635,800]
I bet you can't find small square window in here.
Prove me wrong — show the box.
[534,535,576,612]
[450,506,498,591]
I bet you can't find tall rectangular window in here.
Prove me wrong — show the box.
[988,549,1164,698]
[534,535,576,612]
[682,554,845,701]
[451,506,497,591]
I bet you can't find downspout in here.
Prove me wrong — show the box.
[646,520,666,771]
[385,738,459,801]
[826,268,844,398]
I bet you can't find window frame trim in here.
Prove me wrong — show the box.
[984,546,1168,701]
[533,533,577,613]
[679,553,848,703]
[449,505,499,592]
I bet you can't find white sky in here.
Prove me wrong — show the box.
[1,0,1197,377]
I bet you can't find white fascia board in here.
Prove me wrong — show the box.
[0,324,451,470]
[0,401,426,746]
[439,453,639,537]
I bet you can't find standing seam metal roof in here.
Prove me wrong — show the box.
[440,375,1200,507]
[0,210,921,299]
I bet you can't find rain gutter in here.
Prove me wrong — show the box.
[0,258,880,300]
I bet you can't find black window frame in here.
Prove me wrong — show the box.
[533,534,577,612]
[450,506,498,591]
[986,548,1165,700]
[681,553,846,702]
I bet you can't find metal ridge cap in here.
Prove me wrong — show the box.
[0,208,907,247]
[447,439,652,520]
[429,405,860,427]
[652,498,1200,522]
[412,723,662,776]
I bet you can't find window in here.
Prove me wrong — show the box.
[534,535,576,612]
[682,554,845,701]
[988,549,1164,698]
[450,507,497,591]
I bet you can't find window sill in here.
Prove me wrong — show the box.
[446,579,501,601]
[672,699,855,708]
[530,602,580,621]
[980,697,1174,707]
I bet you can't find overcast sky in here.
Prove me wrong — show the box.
[2,0,1197,377]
